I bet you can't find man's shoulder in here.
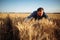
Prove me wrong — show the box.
[29,11,37,17]
[43,12,48,18]
[32,11,37,15]
[43,12,47,15]
[27,11,37,18]
[33,11,37,13]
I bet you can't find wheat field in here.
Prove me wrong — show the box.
[0,13,60,40]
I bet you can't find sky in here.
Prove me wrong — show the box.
[0,0,60,13]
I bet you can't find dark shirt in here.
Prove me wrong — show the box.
[28,11,48,20]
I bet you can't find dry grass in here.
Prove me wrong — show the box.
[14,18,57,40]
[0,13,60,40]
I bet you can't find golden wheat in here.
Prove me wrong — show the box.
[14,18,57,40]
[0,13,60,40]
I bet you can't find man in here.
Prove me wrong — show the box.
[24,7,48,22]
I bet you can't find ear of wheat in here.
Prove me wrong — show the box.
[14,17,57,40]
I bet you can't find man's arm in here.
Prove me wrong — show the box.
[28,11,37,18]
[24,11,35,22]
[44,12,48,18]
[44,13,52,21]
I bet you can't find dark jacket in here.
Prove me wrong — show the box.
[28,11,48,20]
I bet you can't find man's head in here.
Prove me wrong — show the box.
[37,7,44,16]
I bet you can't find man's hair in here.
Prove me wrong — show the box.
[37,7,44,11]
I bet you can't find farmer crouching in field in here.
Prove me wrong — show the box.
[24,7,48,22]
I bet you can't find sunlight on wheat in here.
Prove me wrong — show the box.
[14,18,57,40]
